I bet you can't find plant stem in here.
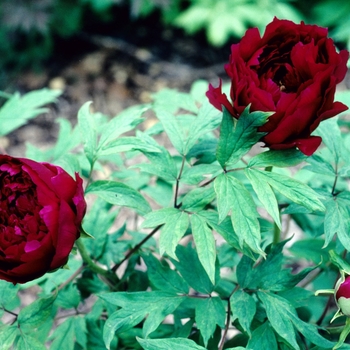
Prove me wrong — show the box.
[219,284,240,350]
[332,162,339,195]
[75,238,118,284]
[174,156,186,208]
[57,265,84,291]
[111,224,162,273]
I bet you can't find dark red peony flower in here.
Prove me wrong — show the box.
[207,17,349,156]
[0,155,86,284]
[335,275,350,317]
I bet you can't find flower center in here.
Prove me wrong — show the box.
[0,163,48,257]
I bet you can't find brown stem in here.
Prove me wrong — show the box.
[57,265,84,291]
[174,156,186,208]
[219,284,240,350]
[111,224,162,273]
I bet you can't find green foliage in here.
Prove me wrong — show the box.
[175,0,304,46]
[2,81,350,349]
[0,89,62,136]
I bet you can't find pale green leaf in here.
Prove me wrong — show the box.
[245,168,281,229]
[137,336,207,350]
[98,104,149,148]
[324,199,350,250]
[258,291,334,349]
[99,292,184,348]
[159,211,189,259]
[49,318,75,350]
[141,208,179,228]
[0,89,61,136]
[190,214,216,284]
[214,173,264,256]
[17,334,47,350]
[0,325,18,350]
[77,101,97,166]
[154,107,185,155]
[99,136,161,155]
[314,117,342,162]
[181,186,216,212]
[17,293,56,330]
[86,180,151,215]
[249,149,306,168]
[184,100,221,154]
[0,280,19,306]
[249,169,325,212]
[134,148,178,181]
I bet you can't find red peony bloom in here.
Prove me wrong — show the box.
[0,155,86,284]
[207,17,349,156]
[335,275,350,317]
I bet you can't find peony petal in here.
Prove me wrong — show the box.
[206,81,235,115]
[24,240,41,253]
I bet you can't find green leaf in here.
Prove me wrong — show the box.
[98,104,149,148]
[258,292,299,349]
[181,186,216,212]
[248,149,307,168]
[324,198,350,250]
[184,100,221,154]
[17,292,56,330]
[304,155,335,176]
[77,101,97,166]
[195,297,226,346]
[142,253,189,294]
[247,322,278,350]
[216,106,271,168]
[137,337,207,350]
[0,325,19,350]
[248,169,325,212]
[99,291,184,349]
[181,163,221,185]
[86,180,151,215]
[230,290,256,336]
[154,107,185,155]
[83,198,118,259]
[314,117,342,162]
[329,250,350,275]
[0,89,61,136]
[99,136,161,155]
[172,244,214,294]
[199,211,255,259]
[141,208,179,228]
[16,334,47,350]
[190,214,216,284]
[159,211,189,259]
[53,118,81,161]
[134,148,178,181]
[0,280,19,306]
[245,168,281,229]
[258,291,334,349]
[214,173,264,256]
[236,239,316,292]
[56,283,80,309]
[289,239,332,265]
[49,318,75,350]
[152,88,198,114]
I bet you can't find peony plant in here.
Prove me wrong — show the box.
[1,18,350,350]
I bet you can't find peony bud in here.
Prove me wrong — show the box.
[335,275,350,317]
